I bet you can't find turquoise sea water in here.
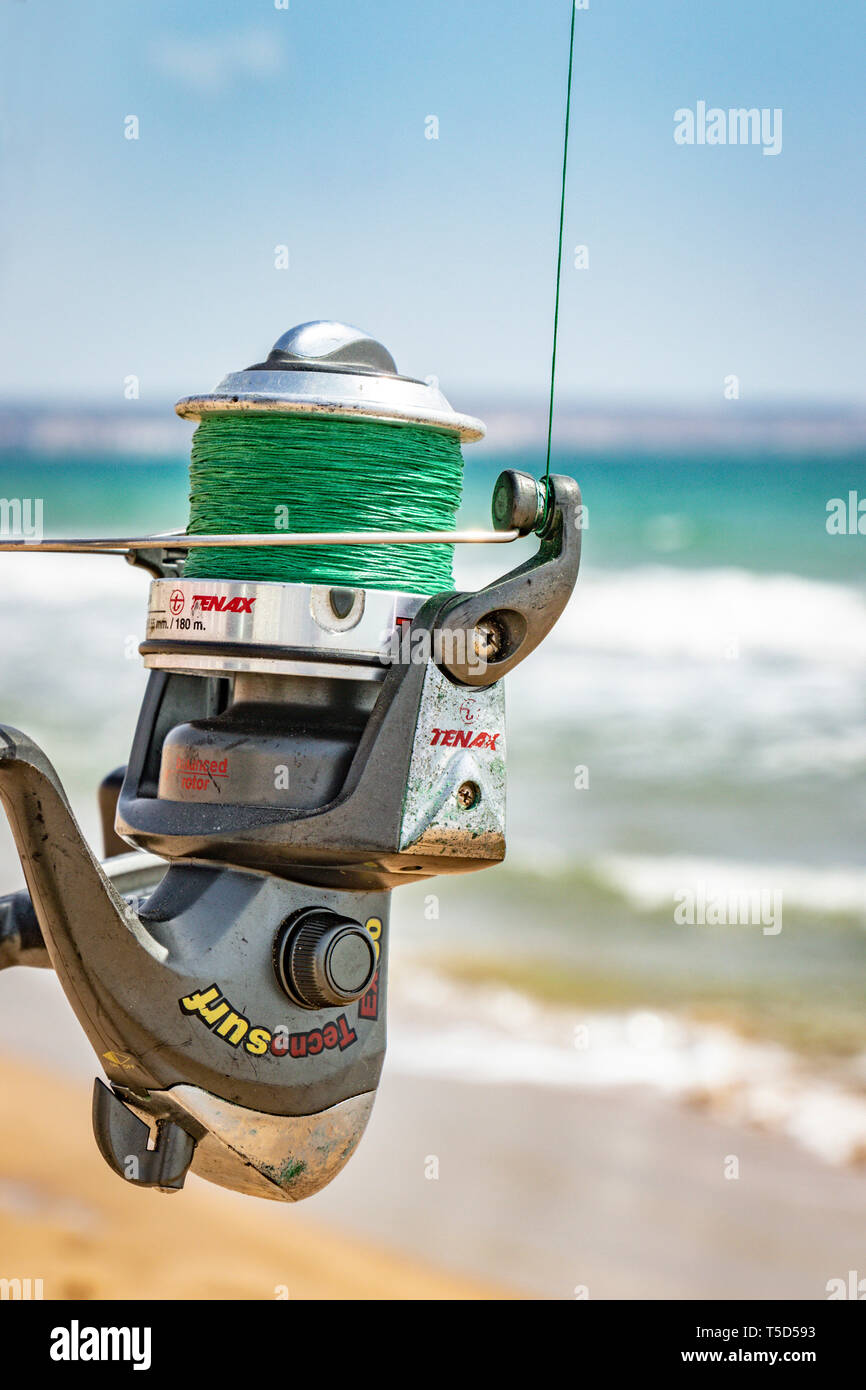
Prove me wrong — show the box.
[0,449,863,578]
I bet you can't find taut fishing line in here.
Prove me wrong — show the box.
[544,0,577,491]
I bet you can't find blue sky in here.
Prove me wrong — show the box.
[0,0,863,406]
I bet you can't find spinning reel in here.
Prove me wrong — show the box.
[0,322,581,1201]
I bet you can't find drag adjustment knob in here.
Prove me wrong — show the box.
[274,908,377,1010]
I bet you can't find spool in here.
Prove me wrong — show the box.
[176,322,485,595]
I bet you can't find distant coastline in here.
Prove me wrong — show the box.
[1,400,865,458]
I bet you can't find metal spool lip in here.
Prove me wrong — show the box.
[176,391,485,443]
[176,378,485,443]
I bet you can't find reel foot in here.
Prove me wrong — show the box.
[92,1079,195,1192]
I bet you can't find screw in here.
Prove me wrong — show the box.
[473,615,505,663]
[456,781,480,810]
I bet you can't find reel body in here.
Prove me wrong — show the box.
[0,323,582,1201]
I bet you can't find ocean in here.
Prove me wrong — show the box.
[0,446,864,1166]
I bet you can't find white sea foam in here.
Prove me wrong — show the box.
[550,565,866,667]
[496,566,866,776]
[457,555,866,665]
[3,554,864,674]
[388,963,866,1167]
[593,853,866,920]
[2,554,863,656]
[490,844,866,923]
[1,555,862,797]
[0,552,146,604]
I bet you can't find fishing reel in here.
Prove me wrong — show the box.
[0,322,581,1201]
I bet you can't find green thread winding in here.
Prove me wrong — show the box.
[184,413,464,593]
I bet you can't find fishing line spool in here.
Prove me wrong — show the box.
[180,321,482,595]
[142,321,485,688]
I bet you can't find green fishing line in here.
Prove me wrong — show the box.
[184,413,464,593]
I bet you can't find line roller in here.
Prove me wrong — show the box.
[0,320,582,1200]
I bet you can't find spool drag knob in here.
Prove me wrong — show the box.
[274,909,377,1010]
[263,321,399,375]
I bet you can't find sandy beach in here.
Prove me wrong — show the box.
[308,1070,866,1300]
[1,968,864,1300]
[0,1050,514,1301]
